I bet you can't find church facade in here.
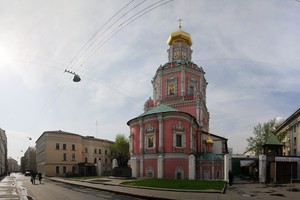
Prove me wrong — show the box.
[127,24,228,180]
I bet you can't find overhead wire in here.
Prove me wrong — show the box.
[67,0,137,72]
[42,0,143,114]
[74,0,174,73]
[33,0,174,130]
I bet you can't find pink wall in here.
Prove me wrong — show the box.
[164,158,189,179]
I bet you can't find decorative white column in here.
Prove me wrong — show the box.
[139,119,144,154]
[190,121,193,151]
[131,157,137,178]
[158,155,164,178]
[112,159,118,168]
[259,155,267,183]
[189,155,195,180]
[140,158,144,177]
[181,67,185,96]
[224,154,231,182]
[158,114,163,153]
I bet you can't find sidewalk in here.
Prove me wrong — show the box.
[0,175,21,199]
[48,176,300,200]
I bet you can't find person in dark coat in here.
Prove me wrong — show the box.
[31,171,36,184]
[38,172,42,184]
[228,170,233,186]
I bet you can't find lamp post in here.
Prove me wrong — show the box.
[64,70,81,82]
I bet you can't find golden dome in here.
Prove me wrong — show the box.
[206,135,214,144]
[167,26,192,46]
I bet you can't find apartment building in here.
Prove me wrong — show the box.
[23,147,37,173]
[275,108,300,156]
[7,157,19,173]
[0,128,7,176]
[36,130,113,177]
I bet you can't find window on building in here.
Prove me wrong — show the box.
[173,122,186,149]
[189,85,194,96]
[176,172,182,180]
[85,157,87,163]
[56,166,59,174]
[105,150,107,155]
[168,83,175,95]
[148,170,153,178]
[294,137,297,146]
[72,144,75,151]
[148,135,154,148]
[94,149,97,154]
[63,143,66,150]
[56,143,59,150]
[105,158,107,163]
[63,166,66,174]
[72,166,75,172]
[145,124,156,149]
[99,149,101,154]
[94,158,97,163]
[85,148,88,153]
[294,148,297,156]
[72,154,75,161]
[63,153,67,161]
[216,171,220,179]
[176,134,182,147]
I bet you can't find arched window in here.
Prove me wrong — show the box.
[167,76,177,96]
[147,168,154,178]
[175,167,184,180]
[173,122,186,149]
[145,124,156,149]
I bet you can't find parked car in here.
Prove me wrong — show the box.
[65,171,79,178]
[25,171,31,176]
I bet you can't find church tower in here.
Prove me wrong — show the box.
[147,22,209,131]
[129,22,228,180]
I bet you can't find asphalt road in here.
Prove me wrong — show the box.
[14,174,144,200]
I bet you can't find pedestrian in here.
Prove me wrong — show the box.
[38,172,42,184]
[228,170,233,186]
[31,171,36,185]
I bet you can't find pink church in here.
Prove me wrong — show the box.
[127,24,228,180]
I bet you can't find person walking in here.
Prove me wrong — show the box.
[38,172,42,184]
[228,170,233,186]
[31,171,36,185]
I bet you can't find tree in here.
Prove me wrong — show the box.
[245,118,277,156]
[111,134,129,167]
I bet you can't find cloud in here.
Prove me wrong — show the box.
[1,0,300,160]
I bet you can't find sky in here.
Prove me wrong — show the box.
[1,0,300,163]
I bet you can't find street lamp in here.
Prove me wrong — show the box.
[64,70,81,82]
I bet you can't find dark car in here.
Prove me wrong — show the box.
[25,171,31,176]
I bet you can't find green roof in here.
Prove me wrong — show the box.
[198,153,220,160]
[266,133,282,145]
[138,104,179,117]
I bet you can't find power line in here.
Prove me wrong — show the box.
[67,0,137,72]
[75,0,174,72]
[32,0,174,133]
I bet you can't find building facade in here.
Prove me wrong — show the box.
[0,128,7,176]
[275,108,300,156]
[128,24,228,180]
[7,157,19,173]
[23,147,37,173]
[35,130,113,177]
